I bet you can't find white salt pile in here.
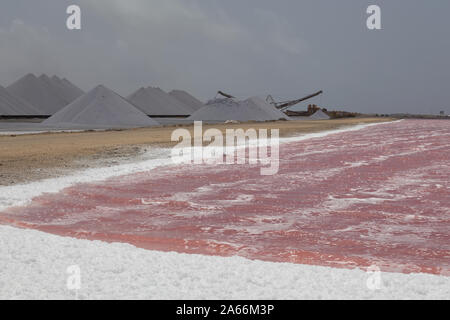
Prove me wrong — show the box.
[0,85,42,116]
[50,75,84,102]
[61,78,83,95]
[310,109,330,120]
[169,90,204,112]
[187,96,289,122]
[6,74,84,115]
[43,85,159,129]
[127,87,193,116]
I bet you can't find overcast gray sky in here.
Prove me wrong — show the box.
[0,0,449,114]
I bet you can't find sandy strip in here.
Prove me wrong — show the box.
[0,118,391,185]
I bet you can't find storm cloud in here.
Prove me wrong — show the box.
[0,0,449,114]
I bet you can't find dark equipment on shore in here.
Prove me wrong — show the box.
[216,91,235,99]
[266,90,323,111]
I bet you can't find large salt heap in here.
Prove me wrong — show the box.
[43,85,159,128]
[6,74,84,115]
[309,109,330,120]
[187,96,289,122]
[50,75,85,102]
[169,90,204,112]
[127,87,193,116]
[0,85,42,116]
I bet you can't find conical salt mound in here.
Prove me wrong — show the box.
[43,85,159,128]
[0,85,42,116]
[6,73,84,115]
[246,96,290,120]
[309,109,330,120]
[187,96,289,122]
[169,90,204,112]
[38,74,84,108]
[127,87,193,116]
[51,75,85,102]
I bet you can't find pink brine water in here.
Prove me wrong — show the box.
[1,120,449,275]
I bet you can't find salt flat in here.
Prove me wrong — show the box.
[1,224,449,300]
[0,120,448,299]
